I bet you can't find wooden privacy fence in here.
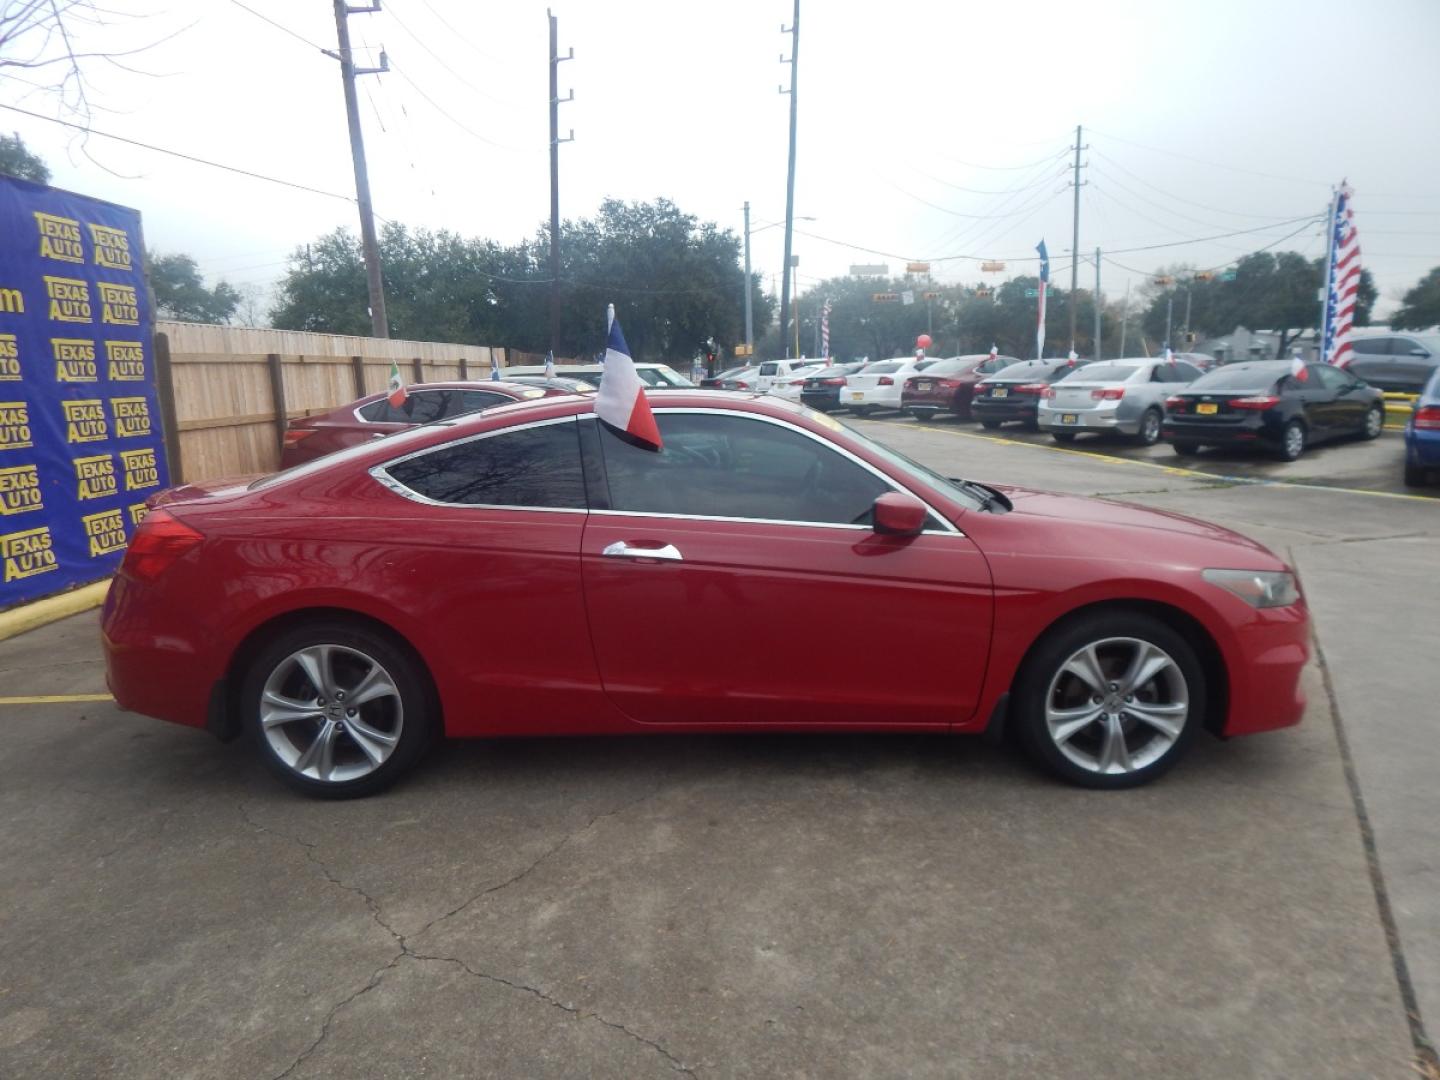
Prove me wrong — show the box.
[154,322,544,482]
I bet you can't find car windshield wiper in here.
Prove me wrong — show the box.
[949,477,1008,512]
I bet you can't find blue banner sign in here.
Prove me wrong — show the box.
[0,176,168,610]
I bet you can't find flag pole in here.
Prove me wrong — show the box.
[1317,187,1339,363]
[606,303,615,334]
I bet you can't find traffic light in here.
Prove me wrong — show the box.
[1194,271,1215,282]
[705,337,718,377]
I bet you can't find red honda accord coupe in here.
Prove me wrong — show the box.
[103,392,1308,798]
[279,380,575,468]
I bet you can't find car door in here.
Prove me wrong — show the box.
[1309,363,1362,434]
[1391,337,1438,394]
[371,416,608,731]
[1346,337,1394,389]
[579,410,993,729]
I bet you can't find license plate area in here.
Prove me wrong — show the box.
[1060,413,1078,424]
[1197,403,1218,415]
[851,391,864,401]
[993,387,1009,398]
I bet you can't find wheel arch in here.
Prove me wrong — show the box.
[994,597,1229,740]
[212,606,444,741]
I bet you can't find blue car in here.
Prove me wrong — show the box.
[1404,367,1440,486]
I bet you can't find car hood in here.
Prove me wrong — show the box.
[985,484,1285,566]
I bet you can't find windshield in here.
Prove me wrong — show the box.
[1188,364,1287,392]
[1061,364,1141,382]
[921,357,976,376]
[864,361,902,374]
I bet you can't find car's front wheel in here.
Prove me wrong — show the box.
[1012,612,1204,789]
[241,620,435,798]
[981,420,1001,430]
[1361,404,1383,440]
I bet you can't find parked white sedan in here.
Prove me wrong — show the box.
[844,356,938,415]
[766,361,827,402]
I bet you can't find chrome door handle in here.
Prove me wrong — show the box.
[601,541,683,562]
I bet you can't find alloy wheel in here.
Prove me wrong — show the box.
[1283,422,1305,460]
[1044,636,1190,776]
[259,644,404,783]
[1364,406,1382,438]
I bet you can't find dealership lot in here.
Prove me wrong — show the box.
[0,421,1435,1079]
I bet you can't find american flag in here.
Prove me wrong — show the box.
[1035,239,1050,360]
[1323,183,1361,368]
[820,298,832,359]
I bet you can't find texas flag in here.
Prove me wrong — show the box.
[595,315,663,451]
[387,359,407,407]
[988,343,998,362]
[1290,352,1308,382]
[544,350,556,379]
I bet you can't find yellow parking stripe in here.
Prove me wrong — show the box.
[907,423,1439,503]
[0,693,113,705]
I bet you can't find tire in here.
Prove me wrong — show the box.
[1278,419,1306,461]
[981,420,1001,430]
[1051,431,1077,443]
[853,405,874,417]
[241,619,436,799]
[1012,611,1205,790]
[1361,404,1383,440]
[1171,441,1200,456]
[1135,408,1163,447]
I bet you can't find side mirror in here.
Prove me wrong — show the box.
[872,492,926,536]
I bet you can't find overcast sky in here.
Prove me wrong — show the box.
[7,0,1439,322]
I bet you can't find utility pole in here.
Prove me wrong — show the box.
[1119,280,1131,357]
[548,9,574,355]
[1183,286,1193,347]
[1164,294,1174,349]
[743,201,754,351]
[792,268,801,358]
[1067,124,1088,354]
[1093,246,1101,360]
[778,0,800,358]
[329,0,390,338]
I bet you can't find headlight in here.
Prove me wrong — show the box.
[1202,568,1300,608]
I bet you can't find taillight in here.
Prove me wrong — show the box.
[1015,383,1048,394]
[120,509,204,582]
[1091,387,1125,401]
[1231,395,1280,410]
[1414,405,1440,430]
[1041,387,1056,400]
[823,377,845,386]
[283,428,317,446]
[733,380,749,389]
[878,376,894,386]
[938,378,960,389]
[789,378,806,386]
[1165,396,1186,410]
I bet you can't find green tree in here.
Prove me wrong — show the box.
[0,132,50,183]
[148,252,241,323]
[1391,267,1440,331]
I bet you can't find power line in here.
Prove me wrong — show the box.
[387,61,542,153]
[382,0,524,109]
[1089,128,1331,189]
[1090,150,1306,221]
[227,0,327,53]
[0,101,358,203]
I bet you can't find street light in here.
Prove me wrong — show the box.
[743,205,816,352]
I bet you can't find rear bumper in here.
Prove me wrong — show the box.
[1162,419,1269,445]
[1038,406,1137,434]
[903,388,972,414]
[101,575,221,730]
[800,389,842,411]
[972,398,1039,422]
[1405,427,1440,466]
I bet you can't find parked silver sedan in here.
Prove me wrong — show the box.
[1038,357,1205,445]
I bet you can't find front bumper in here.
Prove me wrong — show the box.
[1219,600,1310,736]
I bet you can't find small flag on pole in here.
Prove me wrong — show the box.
[1035,240,1050,360]
[387,360,407,407]
[988,343,998,362]
[1323,182,1361,368]
[1067,348,1078,366]
[1164,345,1174,365]
[544,351,555,379]
[1290,352,1309,382]
[490,355,501,382]
[595,311,662,451]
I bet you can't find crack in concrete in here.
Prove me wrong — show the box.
[239,787,683,1079]
[410,952,697,1077]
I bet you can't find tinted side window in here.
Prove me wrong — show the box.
[364,391,448,424]
[599,413,890,525]
[385,420,586,508]
[1352,338,1392,355]
[1310,364,1349,390]
[1172,361,1202,382]
[455,390,511,416]
[759,363,779,376]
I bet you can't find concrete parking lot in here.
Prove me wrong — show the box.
[1,417,1435,1079]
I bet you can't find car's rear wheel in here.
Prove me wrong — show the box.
[241,621,434,798]
[1279,419,1306,461]
[1051,431,1077,443]
[853,405,873,417]
[1361,404,1383,440]
[1013,612,1204,789]
[1171,441,1200,456]
[981,420,1001,430]
[1135,408,1163,446]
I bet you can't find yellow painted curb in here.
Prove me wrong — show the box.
[0,693,113,705]
[0,579,110,644]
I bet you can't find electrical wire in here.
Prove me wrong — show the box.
[227,0,327,54]
[1090,150,1309,221]
[383,0,526,110]
[0,102,358,203]
[387,61,543,153]
[1088,128,1332,189]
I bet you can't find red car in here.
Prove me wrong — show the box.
[279,380,571,467]
[103,392,1309,798]
[902,353,1021,420]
